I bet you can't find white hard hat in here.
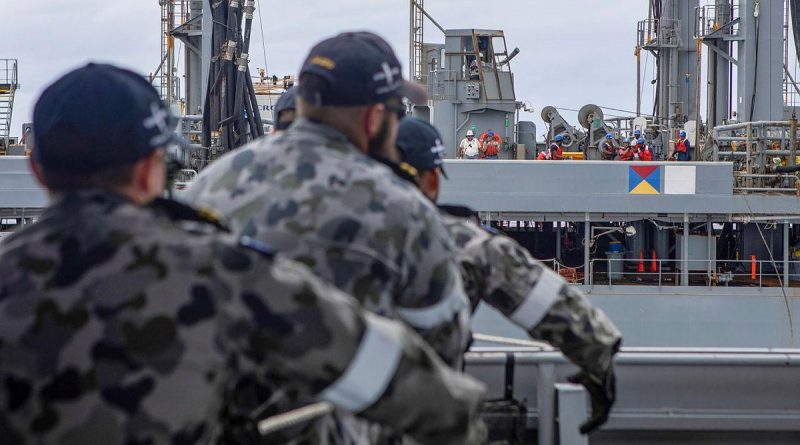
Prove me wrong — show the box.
[466,130,474,136]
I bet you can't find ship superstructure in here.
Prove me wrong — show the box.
[410,0,800,442]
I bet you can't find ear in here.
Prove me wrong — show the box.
[430,168,440,192]
[133,149,166,200]
[29,157,48,188]
[364,103,386,139]
[131,152,154,191]
[419,169,440,202]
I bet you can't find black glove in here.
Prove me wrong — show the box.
[567,365,616,435]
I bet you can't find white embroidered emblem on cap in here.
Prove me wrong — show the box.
[431,139,445,166]
[143,102,173,147]
[373,62,401,95]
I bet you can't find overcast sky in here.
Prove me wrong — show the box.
[4,0,653,140]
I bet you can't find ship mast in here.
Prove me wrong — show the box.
[409,0,424,83]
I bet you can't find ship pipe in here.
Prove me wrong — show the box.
[713,121,792,132]
[790,115,798,166]
[731,215,800,221]
[245,69,264,136]
[713,136,793,142]
[736,173,799,178]
[466,350,800,366]
[239,0,262,137]
[231,3,247,144]
[775,165,800,173]
[243,77,259,137]
[716,149,796,156]
[735,187,799,192]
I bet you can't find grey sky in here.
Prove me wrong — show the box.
[4,0,652,140]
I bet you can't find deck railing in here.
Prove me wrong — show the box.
[589,258,800,289]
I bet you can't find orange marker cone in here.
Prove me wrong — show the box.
[650,250,657,272]
[638,251,645,273]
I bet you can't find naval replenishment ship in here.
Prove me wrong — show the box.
[3,1,800,443]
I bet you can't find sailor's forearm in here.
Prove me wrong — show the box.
[249,259,481,442]
[395,262,472,368]
[454,221,621,378]
[528,286,621,378]
[354,314,487,444]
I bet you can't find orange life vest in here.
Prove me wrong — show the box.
[484,140,500,156]
[479,132,502,144]
[676,138,688,153]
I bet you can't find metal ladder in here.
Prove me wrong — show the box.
[0,59,18,149]
[156,0,188,104]
[409,0,424,83]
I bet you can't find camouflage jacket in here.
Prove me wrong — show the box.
[440,205,622,380]
[184,119,471,367]
[0,191,486,445]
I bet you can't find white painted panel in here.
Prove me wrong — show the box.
[664,166,697,195]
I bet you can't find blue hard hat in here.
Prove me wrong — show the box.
[488,130,494,137]
[554,134,565,142]
[679,130,687,137]
[605,133,613,139]
[634,129,642,136]
[637,138,645,145]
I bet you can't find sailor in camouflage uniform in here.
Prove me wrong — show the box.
[186,33,470,366]
[395,117,622,435]
[272,85,298,133]
[185,31,474,444]
[0,64,487,445]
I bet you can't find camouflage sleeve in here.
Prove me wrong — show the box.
[221,241,486,444]
[529,284,621,378]
[456,221,621,379]
[392,199,472,368]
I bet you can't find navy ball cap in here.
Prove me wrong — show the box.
[396,117,448,178]
[273,86,298,130]
[299,31,427,107]
[33,63,178,173]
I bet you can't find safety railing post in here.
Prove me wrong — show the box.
[658,259,662,289]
